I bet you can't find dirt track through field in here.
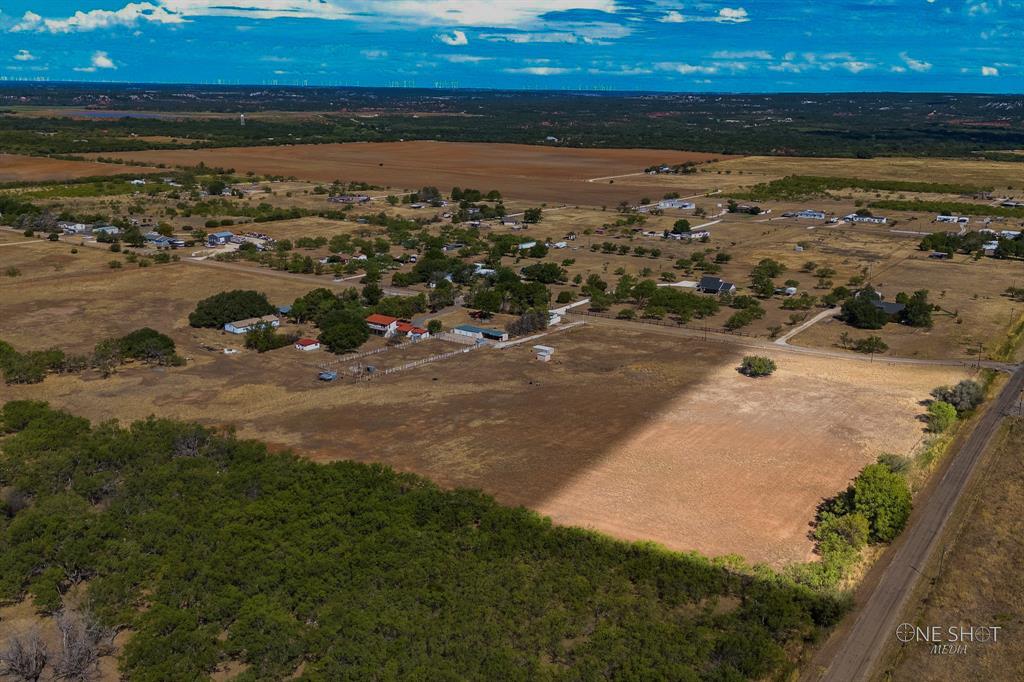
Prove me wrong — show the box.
[89,141,729,204]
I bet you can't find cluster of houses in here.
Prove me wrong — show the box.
[365,314,431,341]
[59,221,122,237]
[936,215,970,225]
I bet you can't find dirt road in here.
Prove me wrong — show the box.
[807,365,1024,682]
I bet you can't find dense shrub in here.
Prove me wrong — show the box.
[851,464,912,543]
[926,401,958,433]
[189,290,275,328]
[739,356,776,377]
[931,380,984,414]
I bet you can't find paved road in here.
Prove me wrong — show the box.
[808,365,1024,682]
[568,313,1018,373]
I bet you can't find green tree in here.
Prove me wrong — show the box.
[319,311,370,353]
[523,207,543,223]
[739,356,776,377]
[852,463,912,543]
[189,290,275,328]
[926,401,957,433]
[900,290,933,328]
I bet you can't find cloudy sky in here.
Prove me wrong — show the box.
[1,1,1021,92]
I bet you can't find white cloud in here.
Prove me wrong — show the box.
[840,61,873,73]
[711,50,771,60]
[899,52,932,72]
[91,51,117,69]
[10,1,620,33]
[13,49,36,61]
[658,6,749,24]
[890,65,907,73]
[436,29,469,46]
[503,66,574,75]
[12,3,184,33]
[717,7,749,22]
[360,49,388,59]
[981,65,999,76]
[441,54,493,63]
[656,62,719,75]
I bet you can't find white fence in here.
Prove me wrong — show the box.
[355,343,481,381]
[317,337,435,370]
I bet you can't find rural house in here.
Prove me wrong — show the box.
[224,315,280,334]
[696,276,737,295]
[396,322,430,341]
[294,338,321,352]
[366,314,400,337]
[207,230,235,246]
[658,199,696,210]
[844,213,888,224]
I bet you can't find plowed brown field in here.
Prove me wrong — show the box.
[90,141,730,204]
[0,153,157,182]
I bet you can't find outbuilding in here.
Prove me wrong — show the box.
[224,315,280,334]
[295,338,321,352]
[207,231,235,246]
[453,324,509,342]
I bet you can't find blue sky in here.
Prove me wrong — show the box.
[1,1,1021,92]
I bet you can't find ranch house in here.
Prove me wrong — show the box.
[224,315,280,335]
[366,314,400,337]
[696,276,737,295]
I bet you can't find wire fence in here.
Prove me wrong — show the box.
[317,336,435,370]
[354,344,481,381]
[567,310,758,338]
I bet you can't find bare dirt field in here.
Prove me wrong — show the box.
[87,141,728,204]
[0,251,968,567]
[878,418,1024,681]
[628,155,1024,196]
[0,153,157,182]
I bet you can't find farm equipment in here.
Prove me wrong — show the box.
[318,370,338,382]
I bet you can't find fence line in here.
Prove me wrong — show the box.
[355,344,481,381]
[493,321,586,349]
[317,337,436,369]
[567,310,758,338]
